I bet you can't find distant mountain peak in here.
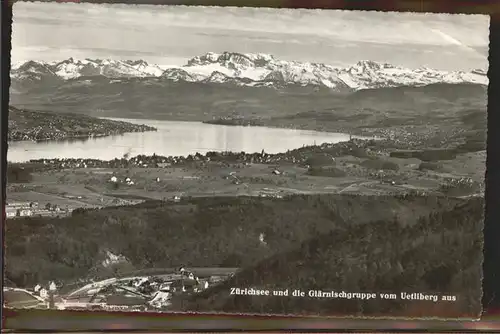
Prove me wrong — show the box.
[348,60,393,72]
[60,57,75,63]
[11,52,489,91]
[209,70,229,78]
[14,60,57,81]
[18,60,49,70]
[161,67,200,82]
[12,58,165,80]
[203,70,231,84]
[186,51,276,68]
[125,59,150,66]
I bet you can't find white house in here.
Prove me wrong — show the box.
[5,210,16,218]
[19,209,33,217]
[39,288,48,299]
[149,290,171,308]
[259,233,267,245]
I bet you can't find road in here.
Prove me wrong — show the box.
[337,181,378,194]
[29,190,93,207]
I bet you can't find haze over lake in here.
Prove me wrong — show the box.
[7,118,359,162]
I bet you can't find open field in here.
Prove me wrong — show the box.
[6,145,485,212]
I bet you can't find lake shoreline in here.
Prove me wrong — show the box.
[202,117,377,140]
[8,130,150,145]
[201,114,483,152]
[8,106,157,143]
[8,114,484,163]
[7,137,485,207]
[8,118,362,163]
[99,105,484,153]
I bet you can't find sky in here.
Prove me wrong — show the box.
[11,2,490,71]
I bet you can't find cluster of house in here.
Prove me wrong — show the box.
[109,175,135,185]
[439,176,482,195]
[5,201,36,218]
[109,175,168,185]
[3,281,59,310]
[5,201,70,219]
[55,267,229,311]
[258,188,285,199]
[107,175,183,202]
[29,139,374,171]
[4,267,226,311]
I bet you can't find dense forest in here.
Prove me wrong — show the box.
[5,194,477,291]
[183,197,483,318]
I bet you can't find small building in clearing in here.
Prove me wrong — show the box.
[5,209,16,218]
[18,209,33,217]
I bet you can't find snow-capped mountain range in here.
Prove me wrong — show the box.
[11,51,488,91]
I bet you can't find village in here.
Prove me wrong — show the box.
[3,267,236,311]
[5,201,72,219]
[8,106,157,142]
[5,138,484,217]
[23,138,382,170]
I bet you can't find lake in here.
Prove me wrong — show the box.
[8,118,361,162]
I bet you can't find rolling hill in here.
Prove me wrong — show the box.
[182,197,483,318]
